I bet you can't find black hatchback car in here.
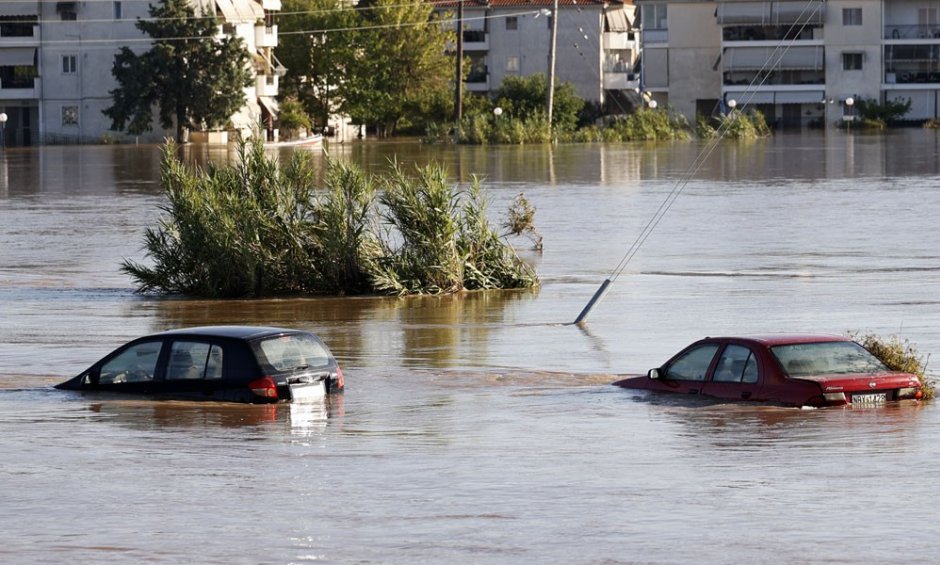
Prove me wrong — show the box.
[56,326,343,403]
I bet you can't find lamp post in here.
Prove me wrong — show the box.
[0,113,8,149]
[845,97,855,132]
[493,107,503,119]
[648,100,658,110]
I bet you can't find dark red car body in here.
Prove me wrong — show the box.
[613,335,923,407]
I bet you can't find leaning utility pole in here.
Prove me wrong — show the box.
[454,0,464,121]
[546,0,558,138]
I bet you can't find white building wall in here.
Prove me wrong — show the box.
[825,0,883,120]
[665,2,722,118]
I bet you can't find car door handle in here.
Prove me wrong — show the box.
[741,391,752,399]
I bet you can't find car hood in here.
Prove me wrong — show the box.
[793,371,921,392]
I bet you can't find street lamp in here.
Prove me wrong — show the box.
[0,113,8,149]
[727,99,737,110]
[493,107,503,118]
[844,97,855,132]
[648,100,658,110]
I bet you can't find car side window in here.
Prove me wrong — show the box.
[166,341,221,380]
[713,345,759,384]
[666,344,719,381]
[99,341,162,384]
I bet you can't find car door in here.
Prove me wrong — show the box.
[93,339,165,394]
[152,339,226,399]
[701,343,763,401]
[655,343,721,395]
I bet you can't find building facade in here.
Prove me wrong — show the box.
[0,0,280,146]
[447,0,640,110]
[637,0,940,127]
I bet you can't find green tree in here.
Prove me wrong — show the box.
[493,74,584,133]
[104,0,252,142]
[277,0,360,128]
[345,0,454,136]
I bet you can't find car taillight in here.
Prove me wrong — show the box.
[897,387,922,400]
[248,376,278,398]
[822,392,847,404]
[334,366,344,390]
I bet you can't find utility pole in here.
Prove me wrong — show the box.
[546,0,558,139]
[454,0,464,121]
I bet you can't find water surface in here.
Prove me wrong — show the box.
[2,131,940,563]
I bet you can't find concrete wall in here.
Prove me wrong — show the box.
[665,2,722,118]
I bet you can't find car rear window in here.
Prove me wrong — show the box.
[770,341,887,377]
[255,334,332,372]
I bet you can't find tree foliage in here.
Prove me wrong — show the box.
[277,0,454,136]
[493,74,584,133]
[277,0,360,128]
[103,0,252,142]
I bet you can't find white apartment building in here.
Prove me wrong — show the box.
[0,0,280,146]
[638,0,940,127]
[445,0,640,109]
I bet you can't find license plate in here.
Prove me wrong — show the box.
[853,392,887,405]
[289,380,326,402]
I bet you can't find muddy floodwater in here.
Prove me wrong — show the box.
[4,132,940,562]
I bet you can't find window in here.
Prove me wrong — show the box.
[257,334,332,372]
[57,2,77,21]
[641,4,668,30]
[842,8,862,26]
[98,341,162,384]
[61,105,78,126]
[713,345,759,384]
[166,341,223,380]
[506,55,519,73]
[665,344,719,381]
[506,16,517,30]
[842,52,863,70]
[113,1,122,19]
[62,55,76,73]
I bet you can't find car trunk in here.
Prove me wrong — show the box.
[794,371,922,405]
[273,368,332,401]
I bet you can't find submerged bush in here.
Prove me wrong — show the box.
[371,162,537,294]
[123,139,538,297]
[697,111,771,139]
[851,332,934,400]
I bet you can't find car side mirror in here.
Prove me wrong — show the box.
[648,368,662,380]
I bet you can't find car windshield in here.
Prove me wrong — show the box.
[770,341,888,377]
[256,334,332,372]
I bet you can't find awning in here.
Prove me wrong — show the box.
[258,96,279,116]
[774,90,824,104]
[605,9,630,32]
[728,91,775,104]
[0,1,39,16]
[0,47,36,67]
[216,0,263,22]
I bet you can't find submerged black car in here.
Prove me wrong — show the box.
[56,326,343,403]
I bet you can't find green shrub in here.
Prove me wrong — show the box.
[277,97,312,140]
[851,332,934,400]
[123,138,538,297]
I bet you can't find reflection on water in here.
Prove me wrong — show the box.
[6,132,940,562]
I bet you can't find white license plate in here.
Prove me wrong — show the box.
[853,392,887,405]
[289,380,326,402]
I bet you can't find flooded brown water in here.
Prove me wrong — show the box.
[3,132,940,562]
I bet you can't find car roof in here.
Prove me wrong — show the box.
[151,326,307,341]
[706,334,850,347]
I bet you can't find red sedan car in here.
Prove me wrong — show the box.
[613,335,923,407]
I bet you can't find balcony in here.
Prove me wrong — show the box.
[603,31,633,51]
[466,70,489,92]
[722,45,824,71]
[0,23,39,46]
[716,1,825,26]
[255,74,278,97]
[0,76,39,99]
[463,29,488,51]
[723,24,822,42]
[255,24,277,48]
[642,29,668,45]
[724,69,824,86]
[885,25,940,40]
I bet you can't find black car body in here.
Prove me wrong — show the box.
[56,326,343,403]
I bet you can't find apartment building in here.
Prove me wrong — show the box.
[638,0,940,127]
[446,0,639,109]
[0,0,280,146]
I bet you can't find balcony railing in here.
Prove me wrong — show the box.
[642,29,668,44]
[724,69,824,86]
[462,29,488,50]
[885,25,940,40]
[885,70,940,84]
[603,31,633,51]
[723,24,821,42]
[0,76,39,99]
[255,24,278,48]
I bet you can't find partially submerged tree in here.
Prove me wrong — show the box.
[104,0,252,142]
